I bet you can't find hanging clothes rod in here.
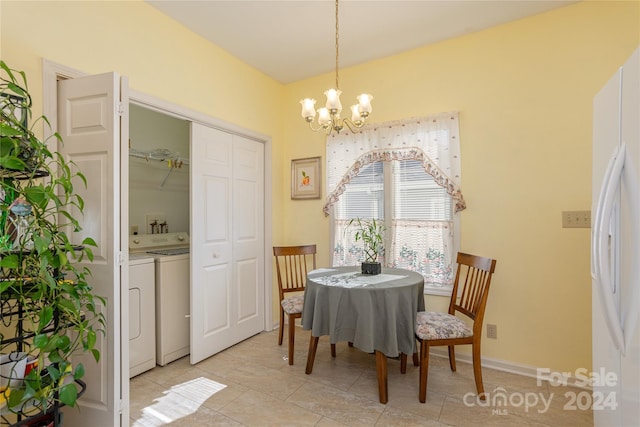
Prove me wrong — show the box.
[129,148,189,166]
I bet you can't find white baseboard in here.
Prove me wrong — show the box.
[429,347,592,390]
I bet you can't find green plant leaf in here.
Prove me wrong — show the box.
[82,237,97,247]
[0,155,26,170]
[0,124,23,136]
[74,363,85,380]
[86,329,96,350]
[0,281,11,293]
[0,254,19,268]
[58,334,71,351]
[59,383,78,407]
[47,363,61,381]
[48,351,63,364]
[7,386,26,408]
[24,186,49,210]
[34,334,49,349]
[38,306,54,331]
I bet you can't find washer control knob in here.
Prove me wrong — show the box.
[177,235,185,241]
[133,239,140,244]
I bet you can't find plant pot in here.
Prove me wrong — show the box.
[361,262,381,275]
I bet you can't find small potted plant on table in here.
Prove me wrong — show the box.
[349,217,385,275]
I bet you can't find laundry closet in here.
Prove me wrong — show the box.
[127,104,191,377]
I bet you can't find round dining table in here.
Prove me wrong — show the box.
[302,266,425,403]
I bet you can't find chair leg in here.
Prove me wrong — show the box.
[412,352,419,367]
[331,343,336,357]
[400,353,407,374]
[472,342,485,400]
[287,314,295,365]
[448,345,456,372]
[278,308,284,345]
[418,340,430,403]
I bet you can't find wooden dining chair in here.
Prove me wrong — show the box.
[273,244,317,365]
[415,252,497,402]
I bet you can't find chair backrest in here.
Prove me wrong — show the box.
[273,245,317,301]
[449,252,497,333]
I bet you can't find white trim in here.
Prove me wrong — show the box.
[429,348,592,390]
[423,285,454,297]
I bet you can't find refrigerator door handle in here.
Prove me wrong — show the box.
[592,142,626,354]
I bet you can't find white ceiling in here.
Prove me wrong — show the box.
[146,0,576,84]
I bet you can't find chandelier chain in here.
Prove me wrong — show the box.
[335,0,339,90]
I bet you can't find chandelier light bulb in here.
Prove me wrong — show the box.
[324,88,342,112]
[318,108,331,125]
[300,98,317,120]
[357,94,373,114]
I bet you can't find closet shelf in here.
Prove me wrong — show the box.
[129,148,189,167]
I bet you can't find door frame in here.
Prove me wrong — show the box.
[42,58,273,420]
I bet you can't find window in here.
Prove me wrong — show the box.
[331,159,456,294]
[324,113,464,296]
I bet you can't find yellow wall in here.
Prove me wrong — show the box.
[2,0,639,376]
[0,0,287,317]
[284,0,639,373]
[0,0,287,250]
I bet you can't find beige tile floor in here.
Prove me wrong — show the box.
[130,328,593,426]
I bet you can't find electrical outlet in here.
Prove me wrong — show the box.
[487,324,498,339]
[562,210,591,228]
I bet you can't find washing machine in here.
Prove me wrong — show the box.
[149,248,190,366]
[128,253,156,377]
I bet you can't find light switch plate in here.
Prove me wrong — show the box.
[562,210,591,228]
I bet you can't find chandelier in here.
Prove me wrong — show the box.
[299,0,373,135]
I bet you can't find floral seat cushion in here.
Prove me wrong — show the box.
[415,311,473,340]
[281,294,304,314]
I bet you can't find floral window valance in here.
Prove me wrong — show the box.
[324,112,465,216]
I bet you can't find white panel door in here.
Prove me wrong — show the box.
[57,73,127,426]
[232,135,264,339]
[190,124,264,364]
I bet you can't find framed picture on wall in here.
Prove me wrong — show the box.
[291,156,321,200]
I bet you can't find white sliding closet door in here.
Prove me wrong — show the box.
[190,123,264,363]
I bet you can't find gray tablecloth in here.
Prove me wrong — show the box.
[302,266,425,357]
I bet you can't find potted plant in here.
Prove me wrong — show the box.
[349,217,385,275]
[0,60,104,421]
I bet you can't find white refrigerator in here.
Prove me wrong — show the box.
[592,47,640,427]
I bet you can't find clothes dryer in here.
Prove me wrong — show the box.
[128,254,156,377]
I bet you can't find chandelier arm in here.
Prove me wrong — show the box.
[307,120,333,135]
[341,118,366,133]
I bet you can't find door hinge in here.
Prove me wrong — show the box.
[117,102,125,116]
